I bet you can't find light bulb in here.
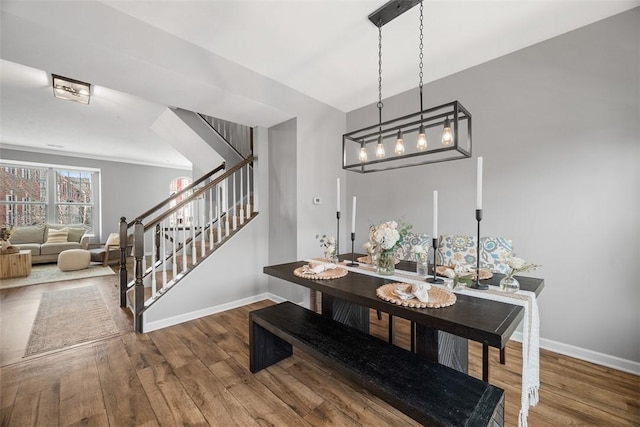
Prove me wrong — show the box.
[441,117,453,146]
[376,139,385,158]
[417,124,428,151]
[358,146,368,162]
[394,130,405,155]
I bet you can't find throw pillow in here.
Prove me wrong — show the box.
[105,233,120,247]
[65,227,87,243]
[46,228,69,243]
[8,223,46,244]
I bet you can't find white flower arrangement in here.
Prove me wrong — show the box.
[505,256,540,278]
[370,220,409,251]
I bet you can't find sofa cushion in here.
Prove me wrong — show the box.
[48,224,87,243]
[40,242,81,255]
[12,243,42,256]
[46,228,69,243]
[9,224,46,244]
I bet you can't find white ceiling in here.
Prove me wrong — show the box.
[1,0,638,168]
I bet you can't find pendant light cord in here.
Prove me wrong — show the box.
[377,22,383,132]
[419,0,424,119]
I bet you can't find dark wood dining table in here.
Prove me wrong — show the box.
[264,254,544,382]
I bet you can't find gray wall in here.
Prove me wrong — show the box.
[268,118,300,302]
[0,148,191,241]
[346,9,639,365]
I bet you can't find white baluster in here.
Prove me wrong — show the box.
[192,199,197,265]
[246,164,251,219]
[209,188,214,250]
[232,172,237,230]
[201,196,206,257]
[217,185,222,242]
[151,231,157,298]
[182,207,187,273]
[239,165,245,225]
[161,219,167,288]
[172,213,177,279]
[225,180,230,236]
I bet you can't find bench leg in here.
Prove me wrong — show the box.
[388,314,394,344]
[500,347,506,364]
[483,343,490,382]
[249,319,292,373]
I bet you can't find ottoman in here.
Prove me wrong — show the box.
[58,249,91,272]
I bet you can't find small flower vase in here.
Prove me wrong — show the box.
[367,250,377,266]
[500,274,520,293]
[324,249,338,264]
[416,253,428,278]
[377,248,395,275]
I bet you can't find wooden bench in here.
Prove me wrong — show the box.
[250,301,505,426]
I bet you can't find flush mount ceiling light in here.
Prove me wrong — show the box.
[343,0,472,173]
[52,74,91,104]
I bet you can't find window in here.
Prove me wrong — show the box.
[169,176,192,226]
[0,161,99,230]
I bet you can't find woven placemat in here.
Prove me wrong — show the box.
[293,266,348,280]
[376,283,456,308]
[357,256,372,264]
[436,266,493,280]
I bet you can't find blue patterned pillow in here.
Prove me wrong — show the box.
[398,232,431,261]
[437,235,513,273]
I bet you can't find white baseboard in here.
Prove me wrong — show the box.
[510,332,640,376]
[143,295,639,376]
[143,293,272,332]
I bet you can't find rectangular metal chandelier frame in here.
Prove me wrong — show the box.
[343,100,472,173]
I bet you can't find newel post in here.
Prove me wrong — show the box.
[119,217,128,308]
[134,219,145,333]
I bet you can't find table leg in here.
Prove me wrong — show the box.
[388,314,394,344]
[415,324,468,374]
[483,342,490,382]
[320,294,369,333]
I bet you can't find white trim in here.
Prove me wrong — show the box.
[0,156,100,172]
[142,292,290,332]
[1,144,191,170]
[509,331,640,376]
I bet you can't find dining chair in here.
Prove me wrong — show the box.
[437,234,514,363]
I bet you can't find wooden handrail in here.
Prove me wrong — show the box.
[127,161,226,227]
[143,155,254,232]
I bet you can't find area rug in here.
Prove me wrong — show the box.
[0,264,115,290]
[24,285,120,357]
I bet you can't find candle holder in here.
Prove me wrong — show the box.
[347,232,358,266]
[428,237,443,284]
[470,209,488,290]
[336,211,341,258]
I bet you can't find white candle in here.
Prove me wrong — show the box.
[351,196,357,233]
[433,190,438,238]
[476,156,483,210]
[336,178,340,212]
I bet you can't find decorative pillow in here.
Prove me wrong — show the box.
[65,227,87,243]
[400,232,431,261]
[46,228,69,243]
[437,235,477,266]
[437,235,513,274]
[105,233,120,247]
[479,237,513,274]
[8,223,46,244]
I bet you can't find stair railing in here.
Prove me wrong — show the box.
[121,155,255,332]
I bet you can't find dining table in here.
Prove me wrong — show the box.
[263,253,544,383]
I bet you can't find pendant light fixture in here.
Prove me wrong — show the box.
[342,0,472,173]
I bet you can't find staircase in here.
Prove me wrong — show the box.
[116,149,257,332]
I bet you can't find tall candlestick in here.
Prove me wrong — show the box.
[476,156,483,210]
[336,178,340,212]
[432,190,438,239]
[351,196,357,233]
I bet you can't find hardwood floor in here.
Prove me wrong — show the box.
[1,274,638,426]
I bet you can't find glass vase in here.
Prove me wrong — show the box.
[499,275,520,293]
[377,249,395,275]
[416,253,428,278]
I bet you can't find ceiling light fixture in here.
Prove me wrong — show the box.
[52,74,91,104]
[342,0,472,173]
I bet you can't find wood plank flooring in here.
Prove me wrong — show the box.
[1,275,638,426]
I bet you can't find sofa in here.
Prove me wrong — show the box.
[9,223,92,264]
